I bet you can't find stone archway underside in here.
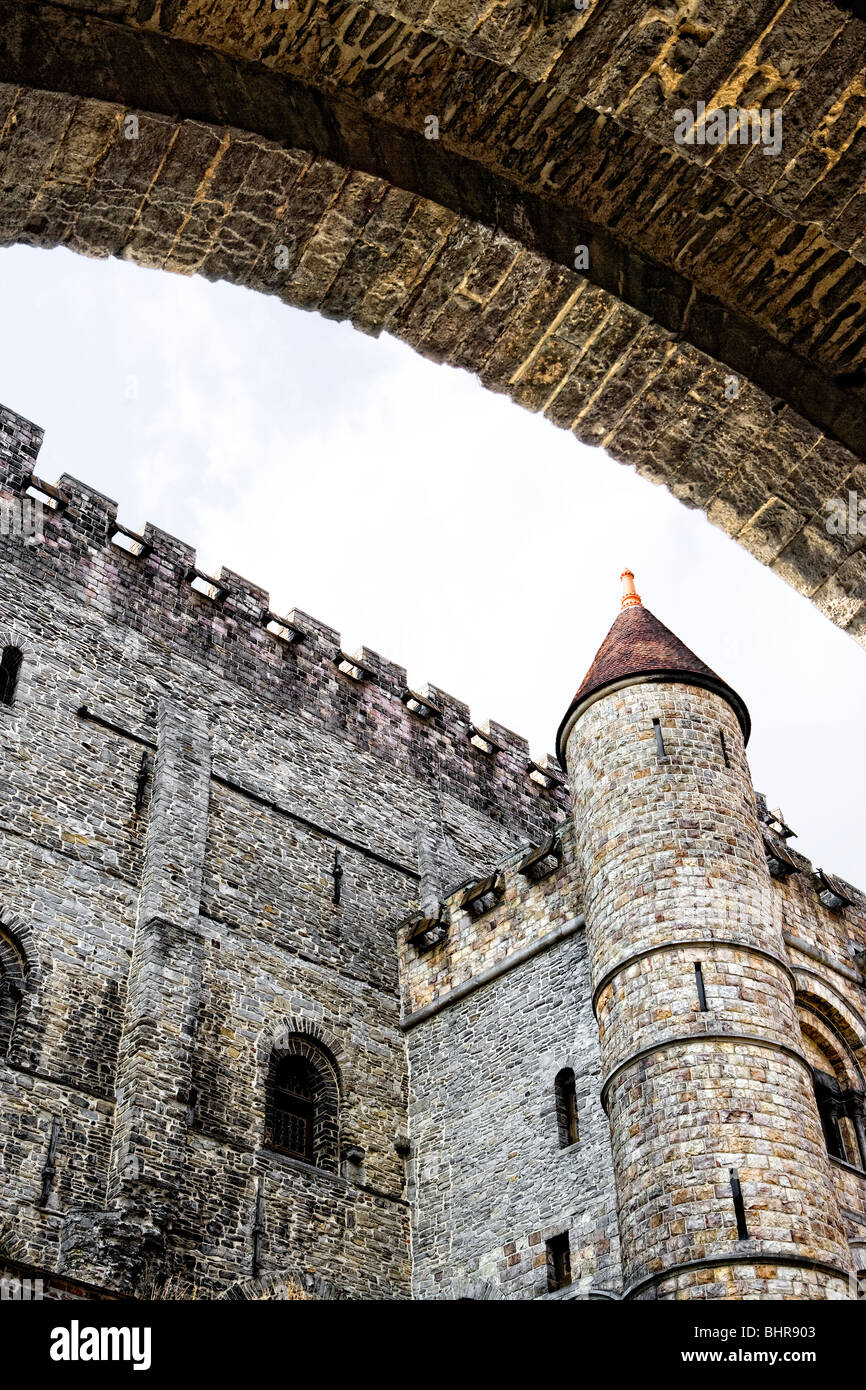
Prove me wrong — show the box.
[1,0,866,643]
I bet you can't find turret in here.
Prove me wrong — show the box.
[557,572,852,1300]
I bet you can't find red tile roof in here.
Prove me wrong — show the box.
[556,604,750,766]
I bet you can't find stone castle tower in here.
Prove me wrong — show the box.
[0,405,864,1301]
[559,572,853,1299]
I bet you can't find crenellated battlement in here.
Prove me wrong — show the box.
[0,404,567,840]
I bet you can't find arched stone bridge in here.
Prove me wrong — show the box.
[2,0,866,643]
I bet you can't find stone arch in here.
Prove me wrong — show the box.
[797,983,866,1171]
[222,1268,347,1301]
[1,0,865,644]
[259,1018,344,1172]
[0,630,38,717]
[451,1277,504,1301]
[0,630,35,657]
[260,1013,352,1095]
[795,980,866,1089]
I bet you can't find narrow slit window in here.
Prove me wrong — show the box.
[652,718,666,757]
[719,729,729,766]
[729,1168,749,1239]
[554,1068,579,1148]
[546,1232,572,1292]
[0,646,23,706]
[694,962,708,1012]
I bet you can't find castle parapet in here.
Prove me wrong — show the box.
[0,404,567,839]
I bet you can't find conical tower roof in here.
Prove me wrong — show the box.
[556,571,750,767]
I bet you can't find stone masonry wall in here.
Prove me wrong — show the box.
[772,861,866,1246]
[0,409,566,844]
[401,827,622,1300]
[400,822,575,1019]
[1,401,864,1298]
[0,404,563,1298]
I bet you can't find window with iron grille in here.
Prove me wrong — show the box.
[263,1038,341,1171]
[0,647,22,706]
[0,924,27,1056]
[268,1057,316,1162]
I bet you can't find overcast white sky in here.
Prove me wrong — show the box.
[1,244,863,886]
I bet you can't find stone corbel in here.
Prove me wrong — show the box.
[405,907,447,951]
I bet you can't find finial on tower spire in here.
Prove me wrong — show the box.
[556,566,751,767]
[620,569,642,609]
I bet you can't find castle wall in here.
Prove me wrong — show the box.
[1,403,864,1300]
[402,829,622,1299]
[0,405,565,1297]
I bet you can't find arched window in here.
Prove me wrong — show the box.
[0,646,22,706]
[555,1068,579,1148]
[814,1070,866,1169]
[264,1036,340,1171]
[799,1003,866,1171]
[815,1071,846,1161]
[269,1057,316,1162]
[0,925,27,1057]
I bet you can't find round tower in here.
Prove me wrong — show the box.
[557,572,852,1301]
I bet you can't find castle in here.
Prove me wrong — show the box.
[0,401,864,1301]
